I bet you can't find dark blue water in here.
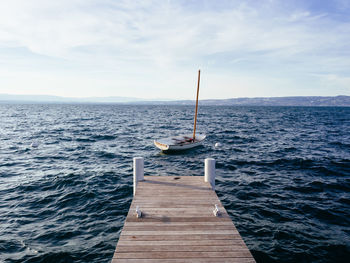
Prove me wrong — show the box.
[0,104,349,263]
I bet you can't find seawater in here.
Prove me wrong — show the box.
[0,104,349,263]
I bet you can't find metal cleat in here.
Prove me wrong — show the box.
[135,206,142,218]
[213,204,220,217]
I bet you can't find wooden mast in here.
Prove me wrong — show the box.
[192,69,201,141]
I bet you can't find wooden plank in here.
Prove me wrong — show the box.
[112,176,255,262]
[135,185,212,190]
[120,230,239,236]
[133,196,218,199]
[138,177,206,182]
[132,195,218,199]
[114,251,253,259]
[131,198,220,203]
[124,221,234,226]
[136,183,211,189]
[134,185,213,190]
[118,234,245,241]
[129,204,226,208]
[125,216,233,223]
[116,245,248,252]
[126,210,227,216]
[127,208,229,214]
[142,176,204,179]
[136,183,212,190]
[134,188,214,192]
[112,259,256,263]
[125,208,230,216]
[132,197,220,201]
[125,213,231,219]
[117,240,247,246]
[132,195,219,199]
[122,225,237,231]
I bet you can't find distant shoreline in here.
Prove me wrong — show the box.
[0,94,349,106]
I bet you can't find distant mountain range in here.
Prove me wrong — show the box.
[198,96,350,106]
[1,94,349,106]
[0,94,146,103]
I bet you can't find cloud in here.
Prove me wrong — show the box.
[0,0,349,98]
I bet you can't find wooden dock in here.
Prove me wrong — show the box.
[112,174,255,262]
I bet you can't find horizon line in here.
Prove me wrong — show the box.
[1,93,349,101]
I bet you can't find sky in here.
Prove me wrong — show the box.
[0,0,349,100]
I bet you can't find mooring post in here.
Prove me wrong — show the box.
[205,158,216,190]
[133,157,144,196]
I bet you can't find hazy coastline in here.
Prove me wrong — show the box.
[1,94,349,106]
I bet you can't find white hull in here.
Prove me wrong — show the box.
[154,134,206,151]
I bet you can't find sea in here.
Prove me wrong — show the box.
[0,104,349,263]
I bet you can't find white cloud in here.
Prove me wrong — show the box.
[0,0,349,98]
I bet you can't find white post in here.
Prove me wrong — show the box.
[133,157,144,196]
[205,158,216,190]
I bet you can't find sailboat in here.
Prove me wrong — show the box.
[154,70,206,151]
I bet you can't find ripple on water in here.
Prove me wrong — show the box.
[0,105,349,263]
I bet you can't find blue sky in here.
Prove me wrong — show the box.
[0,0,349,99]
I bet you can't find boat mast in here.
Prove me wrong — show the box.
[192,69,200,141]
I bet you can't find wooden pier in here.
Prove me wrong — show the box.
[111,158,255,263]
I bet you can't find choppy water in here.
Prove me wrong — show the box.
[0,104,349,263]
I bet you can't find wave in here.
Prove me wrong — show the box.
[1,104,349,263]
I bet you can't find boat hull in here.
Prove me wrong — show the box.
[154,134,206,151]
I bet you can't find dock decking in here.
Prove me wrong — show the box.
[112,176,255,263]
